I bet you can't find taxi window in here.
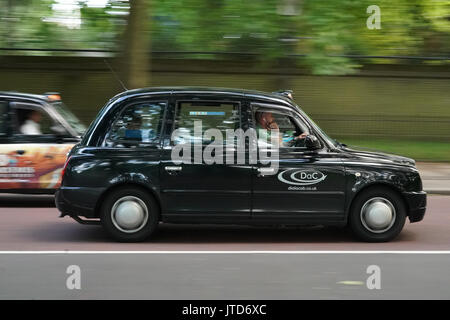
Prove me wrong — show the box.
[253,105,310,149]
[173,101,240,145]
[12,103,60,136]
[0,101,7,136]
[105,101,166,148]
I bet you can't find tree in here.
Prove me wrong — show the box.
[1,0,448,76]
[120,0,151,89]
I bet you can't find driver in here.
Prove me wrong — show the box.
[20,110,42,135]
[255,111,307,147]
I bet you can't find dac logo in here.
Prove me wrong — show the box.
[277,169,327,186]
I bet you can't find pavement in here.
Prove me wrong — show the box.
[417,162,450,195]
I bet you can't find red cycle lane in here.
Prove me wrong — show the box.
[0,194,448,251]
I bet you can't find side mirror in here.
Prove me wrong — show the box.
[305,135,321,150]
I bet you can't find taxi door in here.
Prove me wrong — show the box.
[159,94,252,221]
[250,103,347,224]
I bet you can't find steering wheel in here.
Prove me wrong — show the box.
[293,132,307,148]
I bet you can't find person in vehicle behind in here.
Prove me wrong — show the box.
[255,111,307,147]
[124,115,142,140]
[20,110,42,135]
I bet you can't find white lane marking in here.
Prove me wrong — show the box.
[0,251,449,254]
[337,281,364,286]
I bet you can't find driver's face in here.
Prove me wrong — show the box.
[31,111,42,123]
[262,112,277,128]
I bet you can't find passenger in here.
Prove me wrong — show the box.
[124,115,142,140]
[20,110,42,135]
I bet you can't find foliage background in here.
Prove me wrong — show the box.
[1,0,449,74]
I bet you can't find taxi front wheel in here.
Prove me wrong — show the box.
[348,187,406,242]
[100,186,159,242]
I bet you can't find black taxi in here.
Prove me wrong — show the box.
[56,87,426,242]
[0,92,85,193]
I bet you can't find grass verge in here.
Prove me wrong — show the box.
[336,138,450,162]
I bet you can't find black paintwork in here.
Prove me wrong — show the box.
[55,87,426,226]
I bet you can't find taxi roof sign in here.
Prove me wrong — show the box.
[44,92,61,101]
[272,90,293,100]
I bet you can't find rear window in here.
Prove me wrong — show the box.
[104,101,166,148]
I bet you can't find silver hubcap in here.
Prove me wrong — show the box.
[111,196,148,233]
[360,197,396,233]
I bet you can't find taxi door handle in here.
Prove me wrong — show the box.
[165,166,182,175]
[257,167,276,177]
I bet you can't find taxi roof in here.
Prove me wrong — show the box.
[0,91,55,103]
[111,87,295,105]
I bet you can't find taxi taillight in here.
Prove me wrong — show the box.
[61,156,72,180]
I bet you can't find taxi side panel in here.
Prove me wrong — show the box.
[59,147,161,218]
[343,162,425,221]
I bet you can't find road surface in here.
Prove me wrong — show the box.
[0,194,448,251]
[0,194,449,299]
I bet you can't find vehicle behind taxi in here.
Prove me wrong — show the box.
[0,92,85,193]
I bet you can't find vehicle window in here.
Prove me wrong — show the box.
[253,106,309,149]
[0,101,7,136]
[12,103,61,136]
[173,101,240,145]
[52,102,86,136]
[105,101,166,148]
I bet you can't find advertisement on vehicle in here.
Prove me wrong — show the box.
[0,144,73,190]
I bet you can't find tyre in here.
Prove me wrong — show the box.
[100,186,159,242]
[348,187,406,242]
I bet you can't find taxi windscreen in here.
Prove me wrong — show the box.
[52,102,86,136]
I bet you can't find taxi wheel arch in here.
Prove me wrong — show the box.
[95,182,161,219]
[347,185,407,242]
[99,184,160,242]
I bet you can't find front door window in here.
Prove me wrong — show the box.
[252,105,310,150]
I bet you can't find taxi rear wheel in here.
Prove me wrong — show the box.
[100,186,159,242]
[349,187,406,242]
